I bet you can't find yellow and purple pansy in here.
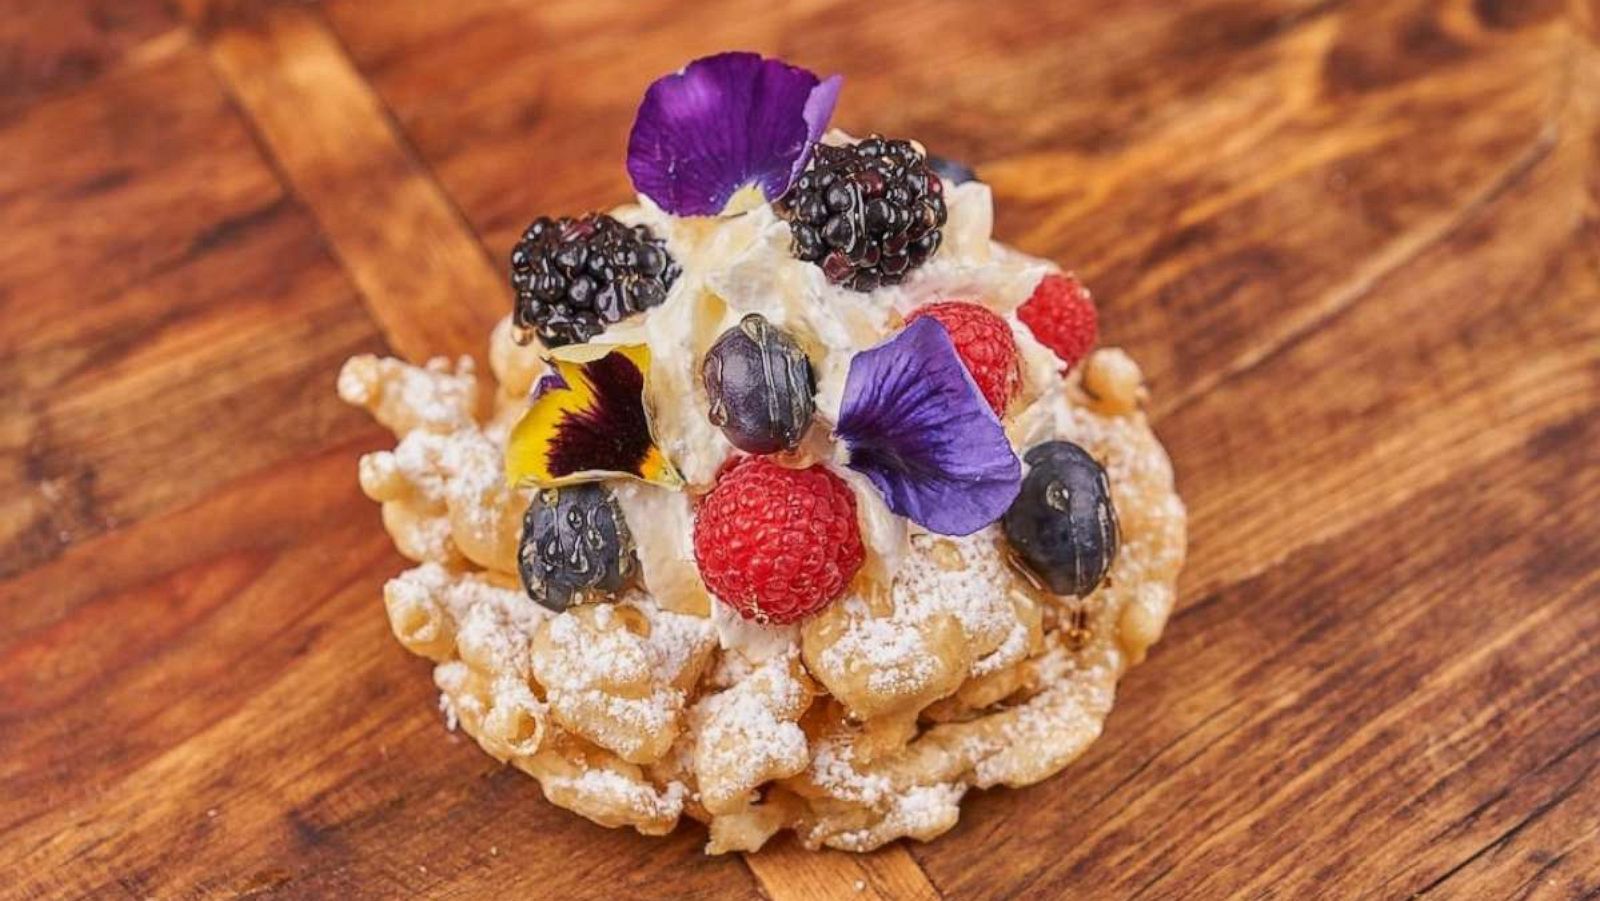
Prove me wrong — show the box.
[626,52,842,217]
[504,344,682,489]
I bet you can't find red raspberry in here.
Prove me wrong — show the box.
[906,301,1020,416]
[1018,273,1098,369]
[693,457,865,624]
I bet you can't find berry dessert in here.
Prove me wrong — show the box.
[338,51,1186,854]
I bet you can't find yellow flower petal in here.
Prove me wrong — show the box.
[504,343,682,489]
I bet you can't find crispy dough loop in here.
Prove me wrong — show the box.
[341,319,1187,850]
[693,651,817,816]
[529,599,715,766]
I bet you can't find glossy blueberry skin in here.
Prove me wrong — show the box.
[927,154,979,186]
[518,484,638,612]
[1002,441,1120,597]
[701,313,816,454]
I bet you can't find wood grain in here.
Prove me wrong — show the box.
[748,838,942,901]
[0,38,384,578]
[2,0,1597,898]
[0,0,176,121]
[182,0,506,365]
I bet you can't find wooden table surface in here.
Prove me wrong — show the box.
[4,1,1597,898]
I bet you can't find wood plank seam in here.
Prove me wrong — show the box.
[169,3,943,897]
[310,7,506,302]
[176,0,505,366]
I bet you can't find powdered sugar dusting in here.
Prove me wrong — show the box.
[543,765,687,823]
[694,651,812,812]
[339,354,477,437]
[628,593,717,684]
[818,528,1031,694]
[702,655,807,762]
[809,734,892,806]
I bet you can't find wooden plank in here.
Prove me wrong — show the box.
[1142,3,1596,602]
[911,8,1600,896]
[0,446,383,834]
[0,450,761,899]
[993,0,1569,401]
[181,0,506,364]
[177,3,941,897]
[1402,725,1600,899]
[0,45,386,578]
[747,840,942,901]
[0,0,177,119]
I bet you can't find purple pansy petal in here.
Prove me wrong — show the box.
[837,318,1022,536]
[794,73,843,182]
[627,52,842,217]
[532,368,569,399]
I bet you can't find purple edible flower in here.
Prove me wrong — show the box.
[532,368,569,399]
[836,318,1022,536]
[627,52,842,217]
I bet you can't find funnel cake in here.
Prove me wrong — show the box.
[338,52,1185,853]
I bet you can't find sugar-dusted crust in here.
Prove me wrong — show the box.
[337,305,1185,852]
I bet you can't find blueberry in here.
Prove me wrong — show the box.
[1002,441,1119,597]
[927,154,979,186]
[518,484,638,612]
[701,314,816,454]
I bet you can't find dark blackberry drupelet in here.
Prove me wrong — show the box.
[509,214,680,348]
[776,136,947,292]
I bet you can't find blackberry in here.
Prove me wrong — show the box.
[776,136,947,292]
[509,214,680,348]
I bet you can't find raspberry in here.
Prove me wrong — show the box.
[906,301,1020,416]
[693,457,865,624]
[1018,273,1098,369]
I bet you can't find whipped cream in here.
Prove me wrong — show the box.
[708,597,799,661]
